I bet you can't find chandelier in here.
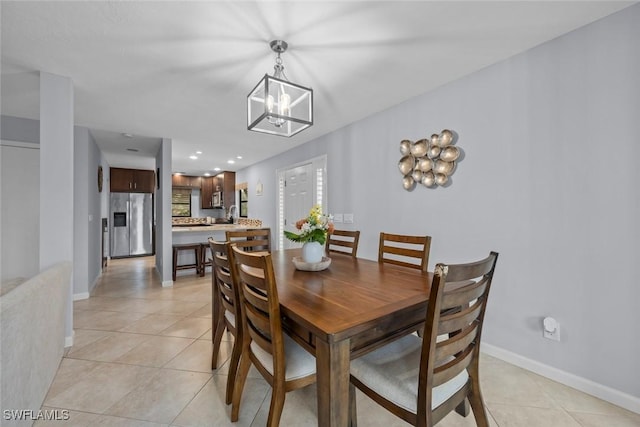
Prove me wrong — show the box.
[247,40,313,137]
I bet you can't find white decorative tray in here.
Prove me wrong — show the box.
[292,256,332,272]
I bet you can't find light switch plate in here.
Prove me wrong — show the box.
[344,213,354,224]
[333,214,343,223]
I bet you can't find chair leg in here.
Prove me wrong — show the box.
[211,313,225,370]
[349,382,358,427]
[467,382,490,427]
[172,247,178,281]
[231,351,252,422]
[266,380,286,427]
[455,398,470,417]
[225,334,241,405]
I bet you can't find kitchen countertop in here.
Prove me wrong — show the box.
[172,224,254,233]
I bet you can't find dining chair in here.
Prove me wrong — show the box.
[378,232,432,271]
[225,227,271,252]
[208,239,242,405]
[229,246,317,426]
[326,229,361,257]
[349,251,499,427]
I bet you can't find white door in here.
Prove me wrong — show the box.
[283,163,313,249]
[277,155,327,250]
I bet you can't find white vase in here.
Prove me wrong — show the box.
[302,241,323,264]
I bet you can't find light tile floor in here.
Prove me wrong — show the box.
[38,257,640,426]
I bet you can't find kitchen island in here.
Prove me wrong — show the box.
[172,224,263,276]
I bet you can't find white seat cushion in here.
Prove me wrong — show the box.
[251,334,316,381]
[224,310,235,328]
[350,334,468,413]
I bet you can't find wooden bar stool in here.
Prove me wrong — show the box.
[172,243,202,281]
[200,242,213,276]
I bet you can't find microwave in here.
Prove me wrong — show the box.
[212,191,223,208]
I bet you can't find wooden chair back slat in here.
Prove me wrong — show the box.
[226,228,271,252]
[378,232,431,271]
[432,346,474,387]
[327,229,360,257]
[434,323,477,362]
[437,300,483,335]
[441,278,488,311]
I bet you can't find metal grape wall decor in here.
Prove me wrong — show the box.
[398,129,461,190]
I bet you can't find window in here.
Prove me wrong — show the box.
[239,188,248,217]
[172,188,191,217]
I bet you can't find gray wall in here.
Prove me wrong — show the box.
[0,115,39,144]
[155,137,173,285]
[238,5,640,401]
[39,72,74,345]
[1,116,104,298]
[73,126,104,297]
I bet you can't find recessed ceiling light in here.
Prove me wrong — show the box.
[174,172,183,175]
[236,156,243,159]
[126,148,139,152]
[196,151,203,154]
[204,173,211,176]
[227,160,235,164]
[122,133,133,138]
[213,167,221,171]
[189,155,198,160]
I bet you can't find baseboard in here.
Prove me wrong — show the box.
[162,280,173,288]
[73,292,90,301]
[482,343,640,415]
[64,330,74,348]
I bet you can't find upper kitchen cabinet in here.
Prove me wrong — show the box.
[200,172,236,209]
[222,171,236,209]
[110,168,155,193]
[171,174,201,188]
[200,175,215,209]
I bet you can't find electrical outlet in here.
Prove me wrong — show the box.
[333,214,343,223]
[543,317,560,341]
[344,213,354,224]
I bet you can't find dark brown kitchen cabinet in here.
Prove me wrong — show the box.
[200,172,236,209]
[200,176,215,209]
[110,168,154,193]
[222,171,236,209]
[171,174,201,188]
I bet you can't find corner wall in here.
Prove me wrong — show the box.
[237,4,640,407]
[73,126,103,299]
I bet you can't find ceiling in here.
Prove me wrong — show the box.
[1,1,634,175]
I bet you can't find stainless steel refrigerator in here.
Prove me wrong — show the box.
[110,193,154,257]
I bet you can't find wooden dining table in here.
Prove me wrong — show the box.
[269,248,434,427]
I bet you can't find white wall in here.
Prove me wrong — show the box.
[237,5,640,405]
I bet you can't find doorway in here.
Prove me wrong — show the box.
[276,155,327,249]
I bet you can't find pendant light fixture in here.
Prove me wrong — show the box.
[247,40,313,137]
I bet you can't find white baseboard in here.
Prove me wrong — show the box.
[482,343,640,415]
[73,292,90,301]
[64,330,74,348]
[162,280,173,288]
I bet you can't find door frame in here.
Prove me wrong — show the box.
[275,155,327,250]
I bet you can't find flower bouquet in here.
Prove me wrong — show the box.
[285,205,334,264]
[284,205,334,244]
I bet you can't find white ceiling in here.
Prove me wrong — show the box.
[1,1,634,175]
